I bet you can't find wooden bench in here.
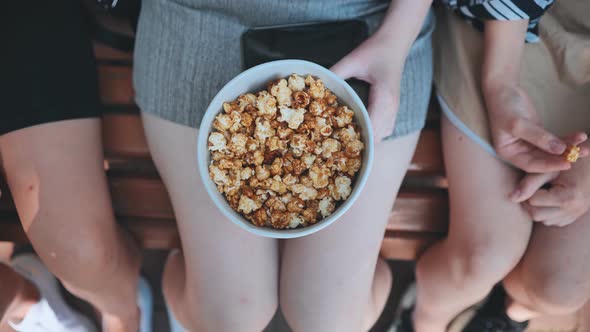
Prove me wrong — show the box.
[0,41,448,261]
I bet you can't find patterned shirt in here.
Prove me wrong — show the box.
[441,0,555,42]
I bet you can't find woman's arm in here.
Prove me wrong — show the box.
[480,19,587,173]
[331,0,432,142]
[482,19,529,90]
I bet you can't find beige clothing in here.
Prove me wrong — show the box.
[434,1,590,148]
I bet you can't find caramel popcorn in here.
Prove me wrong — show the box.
[238,196,261,214]
[208,75,364,229]
[278,106,306,130]
[565,145,581,163]
[270,79,292,107]
[257,91,278,118]
[288,74,305,92]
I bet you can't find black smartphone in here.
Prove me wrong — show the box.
[241,20,370,106]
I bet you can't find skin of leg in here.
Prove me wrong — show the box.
[412,115,534,332]
[141,113,279,332]
[0,119,142,332]
[0,263,40,332]
[504,208,590,320]
[280,132,419,332]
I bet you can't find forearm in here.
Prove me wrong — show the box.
[481,19,529,92]
[373,0,432,66]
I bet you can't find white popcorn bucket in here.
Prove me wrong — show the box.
[197,60,374,238]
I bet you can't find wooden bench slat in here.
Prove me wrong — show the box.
[98,65,134,105]
[94,43,133,62]
[380,231,441,260]
[407,129,444,175]
[0,216,444,258]
[103,113,150,158]
[388,191,448,233]
[0,176,448,234]
[102,113,445,176]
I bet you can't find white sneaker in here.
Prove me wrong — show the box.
[9,254,97,332]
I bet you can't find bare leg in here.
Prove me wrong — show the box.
[0,263,40,332]
[0,119,141,332]
[141,113,278,332]
[280,132,419,332]
[504,209,590,321]
[412,116,533,332]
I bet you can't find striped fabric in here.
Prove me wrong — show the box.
[441,0,555,42]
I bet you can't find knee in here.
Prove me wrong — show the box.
[36,232,123,288]
[442,239,523,289]
[183,288,278,332]
[520,271,589,315]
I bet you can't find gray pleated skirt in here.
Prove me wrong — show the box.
[133,0,434,139]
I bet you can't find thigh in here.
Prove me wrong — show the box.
[140,114,278,323]
[441,114,532,270]
[280,132,420,332]
[0,119,119,264]
[518,209,590,295]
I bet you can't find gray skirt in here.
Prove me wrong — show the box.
[133,0,434,139]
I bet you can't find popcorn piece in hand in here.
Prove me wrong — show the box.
[319,197,336,218]
[208,132,227,151]
[270,79,292,107]
[565,145,581,163]
[278,106,306,130]
[288,74,305,92]
[257,91,277,118]
[332,176,352,200]
[238,196,261,214]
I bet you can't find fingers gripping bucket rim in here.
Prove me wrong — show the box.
[197,60,374,238]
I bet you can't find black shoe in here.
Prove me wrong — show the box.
[390,308,415,332]
[389,284,416,332]
[458,285,529,332]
